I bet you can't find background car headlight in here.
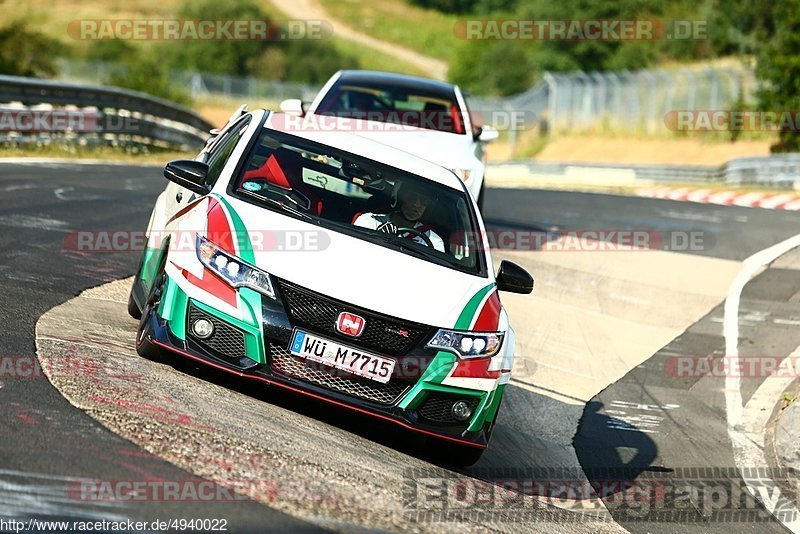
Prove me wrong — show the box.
[196,235,276,299]
[426,329,503,359]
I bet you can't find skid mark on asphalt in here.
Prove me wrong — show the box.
[604,401,680,434]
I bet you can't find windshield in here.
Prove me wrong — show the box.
[231,128,484,276]
[315,81,466,134]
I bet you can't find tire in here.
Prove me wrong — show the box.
[426,437,485,467]
[476,181,486,212]
[135,255,169,362]
[127,245,147,320]
[128,293,142,320]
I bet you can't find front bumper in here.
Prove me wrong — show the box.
[140,275,502,449]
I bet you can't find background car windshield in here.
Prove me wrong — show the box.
[315,82,466,134]
[233,129,482,274]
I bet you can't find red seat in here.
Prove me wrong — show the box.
[243,154,291,189]
[242,153,324,215]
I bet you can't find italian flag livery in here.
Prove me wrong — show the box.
[131,109,531,465]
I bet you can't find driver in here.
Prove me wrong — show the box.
[353,180,445,252]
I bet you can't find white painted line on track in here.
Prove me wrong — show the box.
[724,232,800,532]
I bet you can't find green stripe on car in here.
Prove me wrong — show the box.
[213,194,265,359]
[398,283,496,410]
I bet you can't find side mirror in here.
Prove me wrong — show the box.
[476,125,499,143]
[163,160,210,195]
[496,260,534,294]
[279,98,305,116]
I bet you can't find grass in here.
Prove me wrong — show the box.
[317,0,458,63]
[4,0,427,81]
[330,36,429,78]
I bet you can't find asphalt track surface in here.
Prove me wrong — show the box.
[2,161,800,531]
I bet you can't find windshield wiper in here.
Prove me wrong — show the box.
[376,233,441,261]
[237,188,314,221]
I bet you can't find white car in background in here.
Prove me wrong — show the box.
[280,70,498,210]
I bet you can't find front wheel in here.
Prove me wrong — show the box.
[128,293,142,320]
[135,263,168,362]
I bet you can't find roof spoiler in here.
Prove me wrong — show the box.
[209,104,248,135]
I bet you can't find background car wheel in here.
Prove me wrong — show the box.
[426,437,485,466]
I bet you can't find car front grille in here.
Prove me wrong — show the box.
[276,279,430,356]
[418,394,481,424]
[188,305,247,360]
[269,343,409,405]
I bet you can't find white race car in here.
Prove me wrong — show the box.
[129,108,531,465]
[279,70,498,210]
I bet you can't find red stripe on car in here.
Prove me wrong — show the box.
[451,358,500,379]
[206,198,237,255]
[180,267,237,308]
[472,290,501,331]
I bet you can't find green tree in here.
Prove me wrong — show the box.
[0,21,62,77]
[756,0,800,152]
[168,0,267,75]
[449,40,536,96]
[108,52,191,106]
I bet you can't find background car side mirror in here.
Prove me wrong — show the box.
[475,125,499,143]
[163,160,210,195]
[279,98,305,116]
[496,260,534,294]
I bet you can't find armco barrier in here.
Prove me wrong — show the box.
[489,154,800,189]
[0,75,214,151]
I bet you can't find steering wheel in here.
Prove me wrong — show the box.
[396,226,435,249]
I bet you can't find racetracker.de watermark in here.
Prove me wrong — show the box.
[272,111,533,132]
[68,19,331,41]
[68,479,278,502]
[403,467,799,522]
[459,229,712,252]
[665,356,800,378]
[0,356,44,379]
[454,19,707,41]
[64,230,330,253]
[0,108,146,134]
[63,229,713,253]
[665,110,800,132]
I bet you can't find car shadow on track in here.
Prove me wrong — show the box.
[573,400,661,497]
[458,387,659,504]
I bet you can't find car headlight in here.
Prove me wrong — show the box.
[196,235,276,299]
[426,329,503,359]
[450,168,472,182]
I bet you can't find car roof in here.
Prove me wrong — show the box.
[262,111,465,190]
[335,70,458,101]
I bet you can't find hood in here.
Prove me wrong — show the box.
[227,196,491,329]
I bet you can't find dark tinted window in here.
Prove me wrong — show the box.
[231,128,484,276]
[315,82,465,134]
[206,117,251,187]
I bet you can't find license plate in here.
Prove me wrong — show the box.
[289,330,395,383]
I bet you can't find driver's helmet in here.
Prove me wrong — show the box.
[391,179,438,211]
